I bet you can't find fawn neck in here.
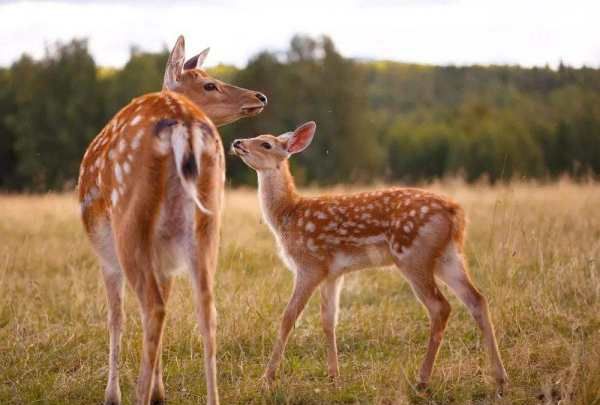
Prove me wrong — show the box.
[257,161,299,230]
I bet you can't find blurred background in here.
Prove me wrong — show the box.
[1,0,599,191]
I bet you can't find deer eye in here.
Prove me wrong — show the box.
[261,142,272,150]
[203,83,217,91]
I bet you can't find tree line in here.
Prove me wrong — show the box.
[1,36,599,191]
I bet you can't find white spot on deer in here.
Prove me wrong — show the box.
[403,224,411,233]
[410,209,416,217]
[339,228,348,235]
[131,130,144,150]
[383,196,390,204]
[367,204,374,209]
[114,163,123,184]
[360,212,371,220]
[326,236,341,245]
[130,115,142,126]
[126,153,133,162]
[307,238,318,252]
[324,222,338,231]
[315,211,327,219]
[118,138,127,153]
[305,221,316,232]
[123,161,131,174]
[304,209,311,218]
[404,200,411,206]
[108,148,117,160]
[297,217,304,227]
[111,189,119,207]
[431,202,441,209]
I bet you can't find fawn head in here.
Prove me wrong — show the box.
[231,121,316,170]
[163,35,267,126]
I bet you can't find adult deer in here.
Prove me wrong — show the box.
[78,36,266,405]
[231,122,508,395]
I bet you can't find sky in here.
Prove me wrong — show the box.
[1,0,599,69]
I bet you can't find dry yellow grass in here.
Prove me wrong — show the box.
[1,181,599,404]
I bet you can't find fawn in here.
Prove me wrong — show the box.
[231,121,508,394]
[78,36,266,405]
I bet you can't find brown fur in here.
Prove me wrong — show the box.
[79,36,265,405]
[232,123,508,395]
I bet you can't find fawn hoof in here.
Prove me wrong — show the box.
[415,382,430,397]
[150,390,166,405]
[328,372,341,387]
[495,371,509,397]
[260,373,275,389]
[496,378,508,398]
[104,388,121,405]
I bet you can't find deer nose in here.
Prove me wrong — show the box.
[233,140,242,148]
[255,92,268,105]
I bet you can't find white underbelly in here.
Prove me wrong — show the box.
[330,243,393,276]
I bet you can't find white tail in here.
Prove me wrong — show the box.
[78,35,267,405]
[170,121,211,215]
[231,121,508,395]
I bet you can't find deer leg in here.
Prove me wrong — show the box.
[151,277,174,405]
[320,275,344,380]
[132,272,167,405]
[102,264,125,405]
[435,243,508,392]
[396,259,451,390]
[263,272,324,383]
[118,243,167,405]
[189,240,220,405]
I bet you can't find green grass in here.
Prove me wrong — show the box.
[1,181,599,404]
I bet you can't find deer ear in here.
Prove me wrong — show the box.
[163,35,186,90]
[184,47,210,70]
[286,121,316,154]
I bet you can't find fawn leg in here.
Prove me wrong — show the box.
[436,244,508,391]
[263,272,324,382]
[396,259,451,389]
[320,275,344,379]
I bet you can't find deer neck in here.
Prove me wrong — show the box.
[257,161,299,232]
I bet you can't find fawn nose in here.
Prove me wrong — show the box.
[233,140,242,148]
[255,92,268,105]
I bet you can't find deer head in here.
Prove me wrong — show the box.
[163,35,267,127]
[231,121,316,171]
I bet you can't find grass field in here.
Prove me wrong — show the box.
[1,181,599,404]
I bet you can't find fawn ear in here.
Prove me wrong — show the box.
[286,121,316,155]
[163,35,186,90]
[184,47,210,70]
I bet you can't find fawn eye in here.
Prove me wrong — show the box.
[203,83,217,91]
[261,142,272,150]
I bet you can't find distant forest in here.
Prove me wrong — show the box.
[1,35,599,191]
